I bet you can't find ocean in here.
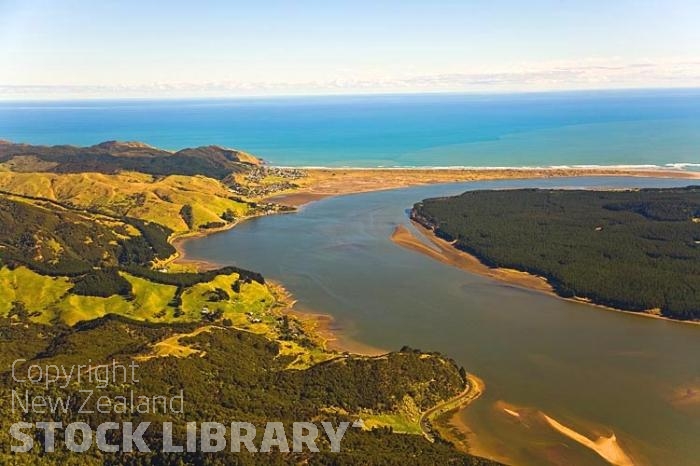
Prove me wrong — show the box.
[1,89,699,169]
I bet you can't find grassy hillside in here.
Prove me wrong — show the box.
[412,187,700,320]
[0,171,253,233]
[0,265,272,325]
[0,188,274,327]
[0,140,499,463]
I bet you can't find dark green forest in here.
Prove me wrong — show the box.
[0,316,499,466]
[412,186,700,320]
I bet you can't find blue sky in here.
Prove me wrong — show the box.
[1,0,699,98]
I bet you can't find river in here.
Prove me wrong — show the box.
[182,177,700,466]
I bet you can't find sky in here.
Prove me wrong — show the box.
[1,0,699,99]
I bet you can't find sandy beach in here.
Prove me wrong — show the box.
[264,166,700,206]
[426,374,487,448]
[392,221,700,325]
[391,223,555,294]
[283,304,387,356]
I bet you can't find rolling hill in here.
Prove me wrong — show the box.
[0,140,260,179]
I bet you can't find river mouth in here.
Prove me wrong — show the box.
[182,177,700,466]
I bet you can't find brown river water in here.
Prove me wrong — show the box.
[182,177,700,466]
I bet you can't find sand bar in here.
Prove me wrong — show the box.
[392,222,700,325]
[391,223,554,294]
[265,167,700,206]
[542,413,635,466]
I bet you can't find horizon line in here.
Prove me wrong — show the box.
[1,85,700,104]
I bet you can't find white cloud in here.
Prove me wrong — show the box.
[2,59,699,99]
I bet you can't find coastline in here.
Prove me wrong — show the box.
[263,166,700,206]
[283,305,387,356]
[391,223,554,294]
[166,166,699,462]
[422,373,486,444]
[393,220,700,326]
[179,167,690,270]
[170,235,227,271]
[171,165,700,339]
[167,220,389,356]
[265,280,388,356]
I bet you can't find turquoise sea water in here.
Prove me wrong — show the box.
[1,89,699,168]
